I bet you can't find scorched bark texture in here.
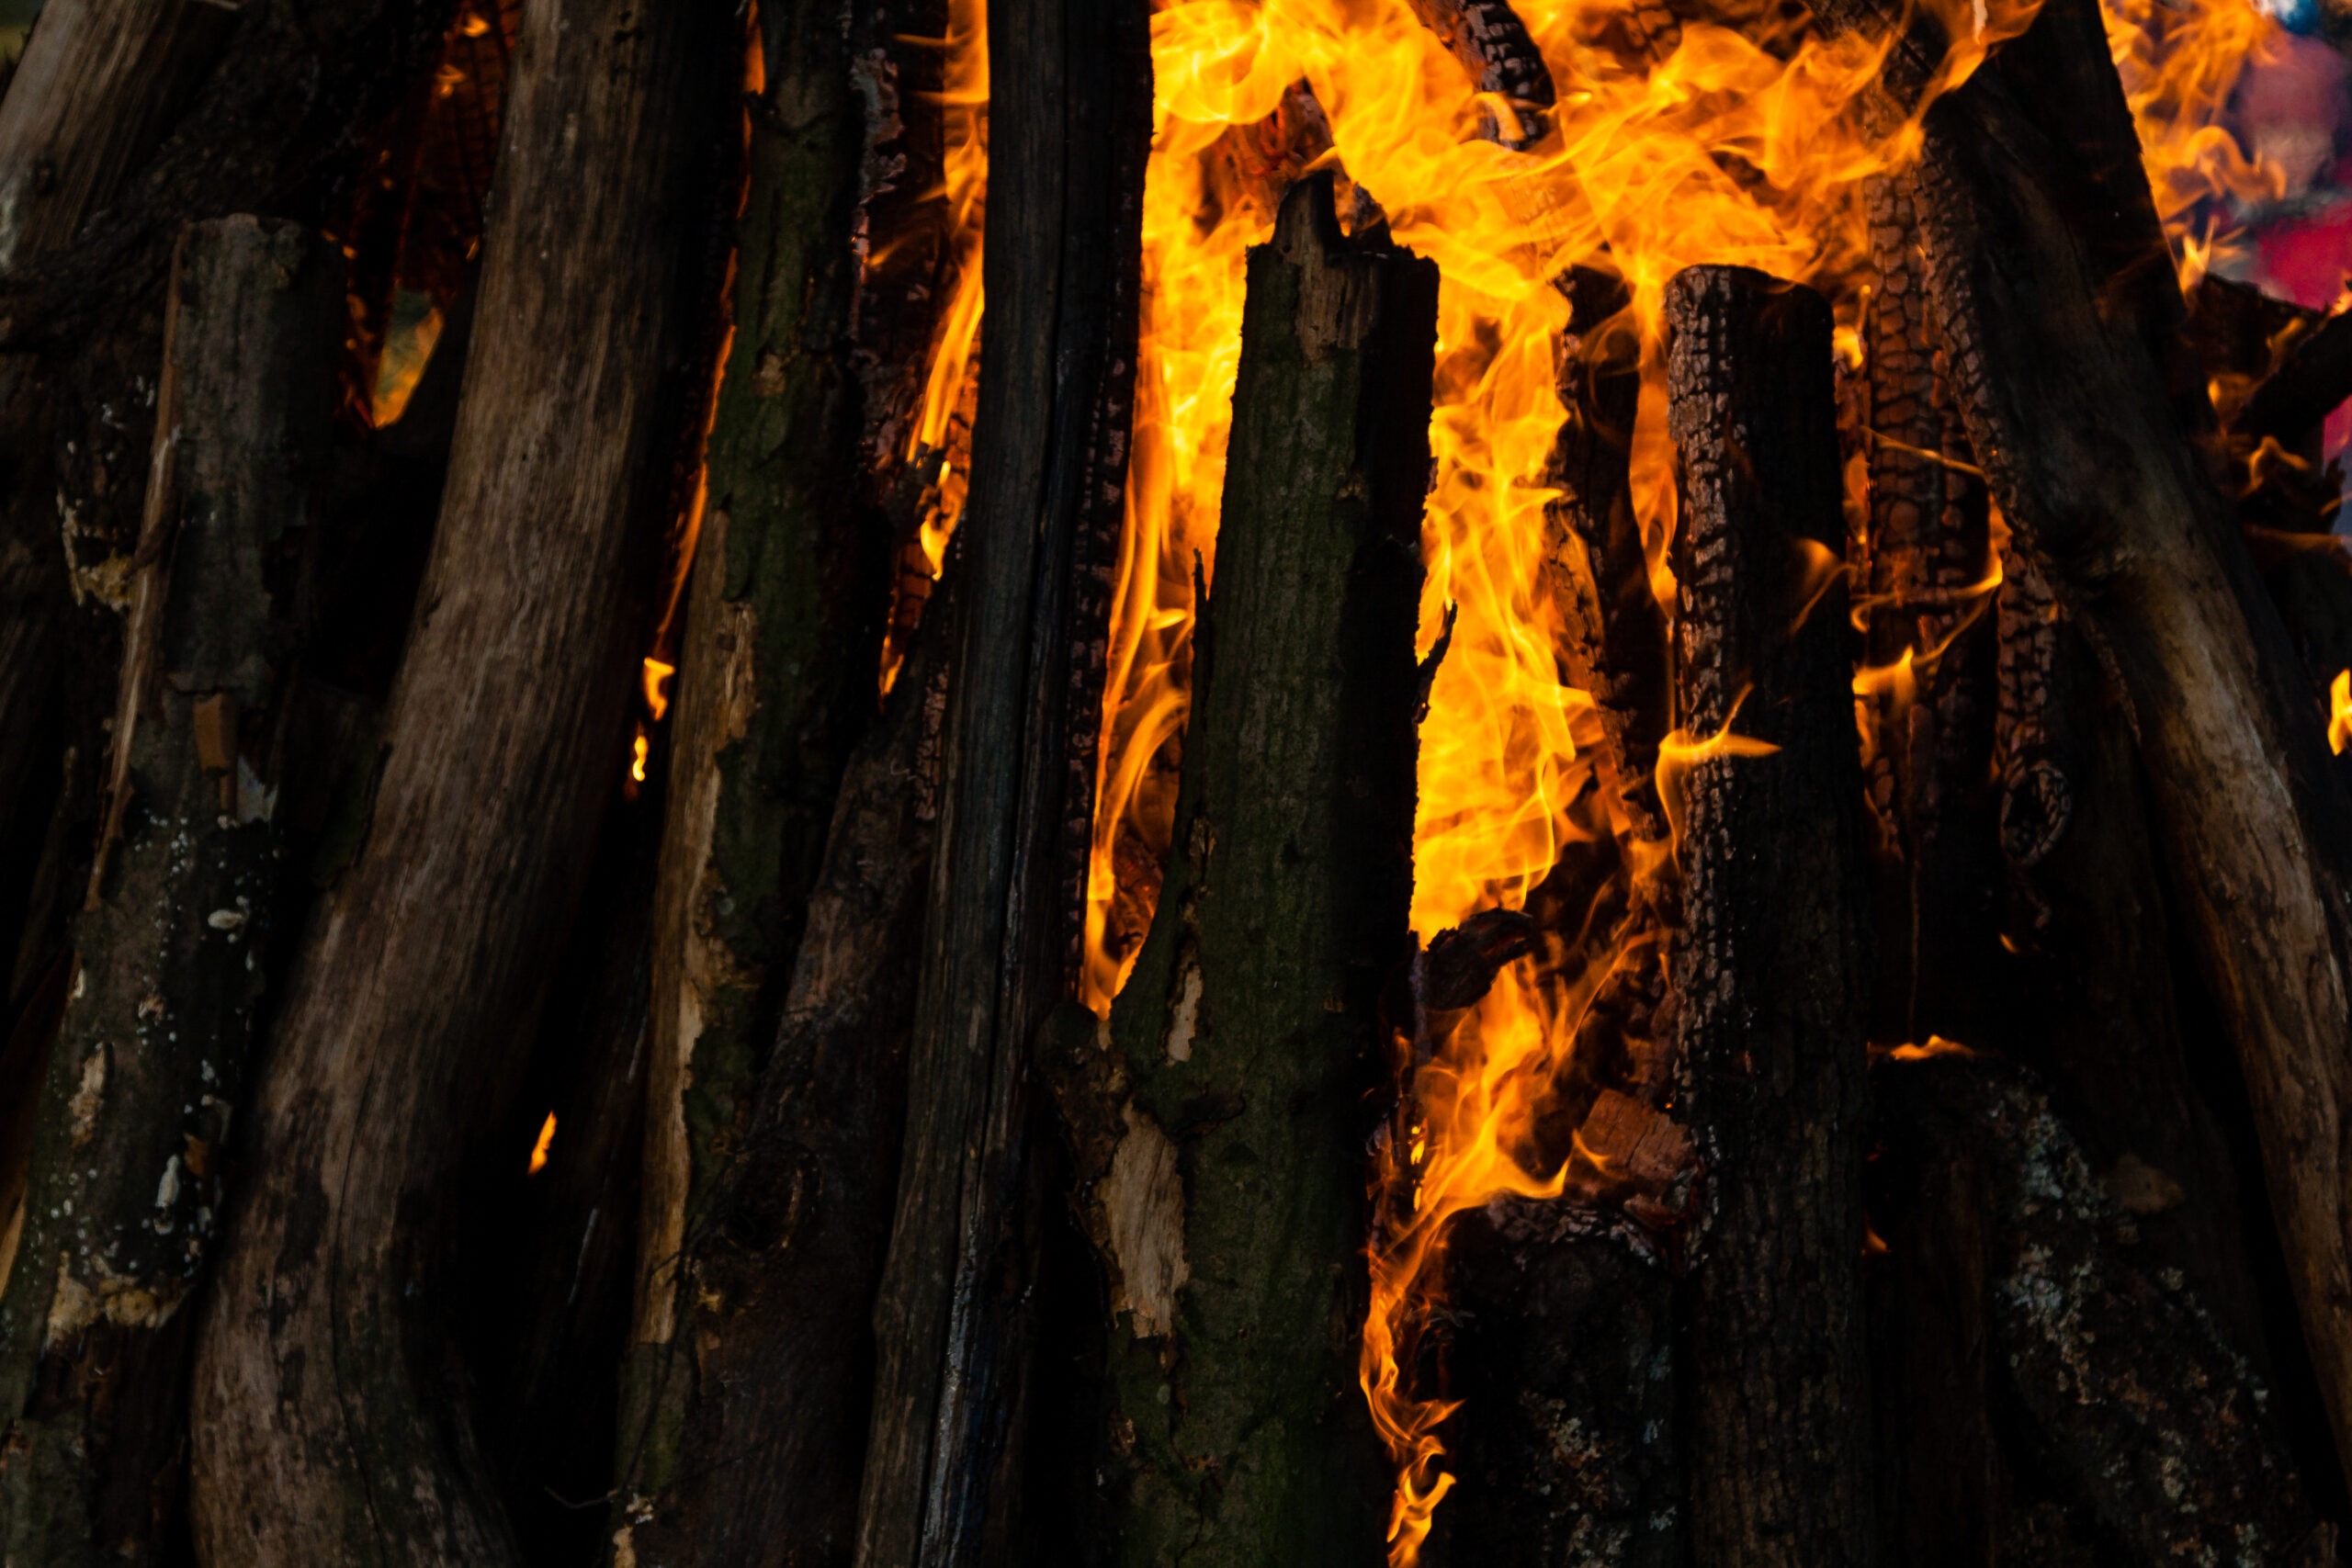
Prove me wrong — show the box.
[1664,264,1875,1568]
[854,0,1148,1555]
[188,3,736,1562]
[0,216,340,1568]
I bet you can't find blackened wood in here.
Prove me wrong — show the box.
[1402,0,1556,147]
[188,3,736,1561]
[0,215,340,1567]
[2241,303,2352,452]
[1427,1202,1682,1568]
[1664,264,1874,1568]
[1543,265,1666,848]
[1856,170,2000,1046]
[618,572,949,1568]
[854,0,1148,1554]
[1818,0,2352,1486]
[624,0,902,1511]
[1874,1054,2336,1567]
[1060,171,1429,1565]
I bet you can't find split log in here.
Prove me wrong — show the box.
[1663,264,1874,1567]
[1856,170,2000,1046]
[622,0,907,1517]
[616,564,952,1568]
[188,3,738,1562]
[1872,1052,2335,1566]
[1044,170,1430,1563]
[0,217,339,1565]
[854,0,1148,1553]
[1815,0,2352,1492]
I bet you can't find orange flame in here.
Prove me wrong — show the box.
[527,1111,557,1175]
[2331,668,2351,755]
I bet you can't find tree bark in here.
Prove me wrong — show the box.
[1041,170,1431,1565]
[1664,263,1875,1568]
[616,566,951,1568]
[0,217,339,1568]
[1873,1053,2336,1567]
[1814,0,2352,1491]
[854,0,1148,1554]
[188,2,736,1561]
[622,0,911,1517]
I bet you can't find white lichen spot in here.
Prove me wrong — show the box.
[1163,953,1204,1065]
[67,1048,107,1147]
[1102,1108,1189,1339]
[154,1155,182,1213]
[205,908,246,931]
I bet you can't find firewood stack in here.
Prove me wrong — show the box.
[3,0,2352,1563]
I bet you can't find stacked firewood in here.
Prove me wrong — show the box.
[3,0,2352,1563]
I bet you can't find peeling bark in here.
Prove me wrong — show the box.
[188,2,737,1561]
[1049,171,1431,1566]
[0,215,340,1568]
[1664,264,1875,1568]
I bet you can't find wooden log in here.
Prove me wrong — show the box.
[616,560,952,1568]
[622,0,910,1515]
[1424,1202,1682,1568]
[2242,307,2352,453]
[1663,264,1874,1567]
[187,2,737,1560]
[1401,0,1556,148]
[1873,1053,2337,1566]
[854,0,1148,1552]
[0,0,237,273]
[0,215,340,1566]
[1809,0,2352,1489]
[1046,169,1430,1564]
[1856,170,2001,1047]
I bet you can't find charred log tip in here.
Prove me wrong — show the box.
[1415,907,1539,1012]
[1997,756,2073,869]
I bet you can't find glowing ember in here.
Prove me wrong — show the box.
[527,1111,557,1176]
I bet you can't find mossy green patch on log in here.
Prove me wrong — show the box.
[1074,172,1434,1565]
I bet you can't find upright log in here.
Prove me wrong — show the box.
[1664,265,1875,1567]
[854,0,1148,1554]
[1053,171,1430,1564]
[1816,0,2352,1487]
[188,4,735,1562]
[622,0,908,1517]
[0,216,339,1566]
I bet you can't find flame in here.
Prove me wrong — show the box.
[2332,668,2351,754]
[2102,0,2290,280]
[528,1111,557,1175]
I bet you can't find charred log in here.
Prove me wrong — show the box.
[0,218,339,1567]
[1664,263,1875,1568]
[1816,0,2352,1494]
[1872,1052,2336,1567]
[1048,170,1430,1564]
[187,3,738,1561]
[854,0,1148,1554]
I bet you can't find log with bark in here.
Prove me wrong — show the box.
[1815,0,2352,1495]
[1043,169,1434,1565]
[854,0,1148,1554]
[0,215,340,1565]
[1664,264,1875,1568]
[187,2,738,1560]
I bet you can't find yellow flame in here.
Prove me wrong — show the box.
[2331,669,2351,755]
[527,1111,557,1175]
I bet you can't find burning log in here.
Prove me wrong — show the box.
[1872,1052,2336,1566]
[1664,265,1875,1566]
[1402,0,1558,148]
[0,217,339,1562]
[187,2,738,1560]
[1815,0,2352,1492]
[2243,310,2352,454]
[622,0,911,1523]
[854,0,1148,1553]
[1855,170,2001,1046]
[616,565,951,1568]
[1046,169,1431,1562]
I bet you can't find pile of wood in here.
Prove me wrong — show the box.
[2,0,2352,1563]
